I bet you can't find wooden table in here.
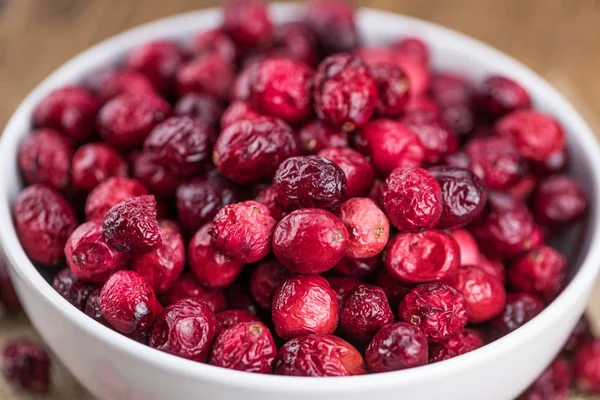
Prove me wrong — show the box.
[0,0,599,399]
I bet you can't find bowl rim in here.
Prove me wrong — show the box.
[1,3,600,394]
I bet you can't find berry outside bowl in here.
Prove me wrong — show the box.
[1,4,600,400]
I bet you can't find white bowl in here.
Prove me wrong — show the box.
[1,4,600,400]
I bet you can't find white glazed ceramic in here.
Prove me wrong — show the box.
[1,4,600,400]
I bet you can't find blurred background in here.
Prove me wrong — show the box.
[0,0,599,399]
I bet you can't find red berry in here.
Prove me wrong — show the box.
[230,63,259,102]
[520,357,572,399]
[393,55,431,97]
[33,86,99,143]
[2,339,50,392]
[223,0,272,47]
[532,175,588,227]
[304,1,359,54]
[365,322,428,372]
[210,322,277,373]
[392,37,430,65]
[476,75,531,118]
[488,293,544,340]
[0,261,21,313]
[465,136,525,191]
[275,334,365,376]
[369,63,410,117]
[269,22,318,67]
[401,111,458,165]
[150,298,217,362]
[399,282,468,342]
[255,184,289,221]
[52,268,95,310]
[340,284,394,344]
[85,177,148,221]
[508,174,537,202]
[338,198,389,259]
[450,229,480,266]
[273,156,347,211]
[250,261,291,310]
[18,129,74,190]
[72,143,127,191]
[441,103,475,138]
[176,54,235,99]
[164,274,226,312]
[375,269,413,308]
[129,151,178,199]
[14,185,77,265]
[327,276,363,308]
[428,329,484,363]
[213,117,298,184]
[88,70,156,103]
[355,46,395,66]
[173,93,224,128]
[99,270,160,334]
[272,275,338,339]
[563,315,592,353]
[318,147,375,198]
[382,166,442,231]
[531,148,568,176]
[273,208,348,274]
[216,310,261,334]
[220,100,263,129]
[333,255,379,278]
[404,95,440,114]
[313,53,377,131]
[298,119,349,154]
[575,339,600,393]
[188,223,243,288]
[193,28,238,63]
[85,289,108,326]
[430,73,472,108]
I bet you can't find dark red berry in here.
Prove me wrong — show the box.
[176,54,235,100]
[404,95,440,114]
[304,1,359,54]
[563,315,592,353]
[375,269,413,308]
[465,136,525,191]
[575,339,600,393]
[223,0,272,47]
[298,119,348,154]
[508,174,537,202]
[129,151,178,199]
[193,28,238,63]
[220,100,263,129]
[52,268,95,310]
[428,329,484,363]
[520,357,572,399]
[441,103,476,138]
[392,37,430,65]
[365,322,428,372]
[230,63,259,102]
[532,175,588,227]
[369,63,410,117]
[318,147,375,198]
[173,93,224,128]
[338,198,389,259]
[72,143,127,191]
[216,310,261,334]
[250,261,291,310]
[255,184,289,221]
[0,260,21,313]
[333,256,379,278]
[488,293,544,340]
[430,73,473,108]
[85,289,108,326]
[476,75,531,118]
[85,177,148,221]
[340,284,394,344]
[2,339,50,392]
[327,276,363,308]
[269,22,318,67]
[88,70,156,103]
[531,148,568,176]
[401,111,458,165]
[164,274,226,312]
[224,282,259,316]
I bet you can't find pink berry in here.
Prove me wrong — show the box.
[129,151,178,199]
[272,275,338,339]
[163,274,226,312]
[375,269,413,308]
[401,111,458,165]
[520,357,572,399]
[369,63,410,117]
[193,28,238,63]
[255,184,289,221]
[318,147,375,198]
[392,37,430,65]
[33,86,99,143]
[220,100,263,129]
[216,310,261,334]
[399,282,468,342]
[382,166,442,231]
[338,198,389,259]
[2,339,50,392]
[465,136,525,190]
[327,276,363,307]
[488,293,544,340]
[85,177,148,221]
[365,322,428,372]
[275,334,366,376]
[176,54,235,99]
[532,175,588,227]
[52,268,95,310]
[102,195,161,254]
[188,223,243,288]
[210,322,277,373]
[269,22,318,67]
[450,229,480,266]
[72,143,128,191]
[223,0,272,47]
[340,284,394,344]
[298,119,349,154]
[304,1,359,54]
[476,75,531,118]
[355,46,395,66]
[173,93,224,128]
[428,329,484,363]
[575,339,600,393]
[88,70,156,103]
[250,261,291,310]
[333,255,379,278]
[18,129,74,190]
[273,208,348,274]
[14,185,77,265]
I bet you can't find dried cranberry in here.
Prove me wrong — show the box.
[392,37,429,65]
[401,111,458,165]
[14,185,77,265]
[52,268,95,310]
[18,129,74,190]
[508,175,537,202]
[85,177,148,221]
[85,289,108,326]
[173,93,224,128]
[125,40,186,95]
[250,261,291,310]
[213,117,298,184]
[519,357,572,399]
[476,75,531,118]
[327,276,363,307]
[149,298,216,361]
[313,53,377,131]
[275,334,365,376]
[441,103,476,138]
[356,119,424,176]
[98,93,171,149]
[338,198,389,259]
[129,151,178,199]
[88,70,156,103]
[304,0,358,54]
[365,322,428,372]
[216,310,261,334]
[430,73,473,107]
[102,195,161,254]
[164,274,226,312]
[223,0,272,47]
[33,85,99,143]
[2,339,50,392]
[176,54,235,99]
[399,282,468,342]
[189,222,243,288]
[230,63,259,102]
[318,147,375,198]
[298,119,348,154]
[255,184,289,221]
[193,28,238,63]
[450,229,480,266]
[465,136,525,190]
[0,260,21,313]
[429,329,484,363]
[269,22,318,67]
[382,167,442,231]
[531,148,568,176]
[404,95,440,114]
[563,315,592,353]
[220,101,263,129]
[340,284,394,344]
[369,63,410,117]
[532,175,588,227]
[272,275,338,339]
[575,339,600,393]
[210,322,277,373]
[334,256,379,278]
[393,55,431,97]
[273,208,348,274]
[427,166,487,229]
[488,293,544,340]
[479,253,507,284]
[71,143,127,191]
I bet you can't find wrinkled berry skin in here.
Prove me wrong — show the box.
[216,310,261,334]
[18,129,73,190]
[88,70,156,104]
[2,339,50,392]
[275,334,366,376]
[385,230,459,284]
[519,357,572,400]
[250,58,314,124]
[304,1,359,54]
[164,274,227,312]
[508,246,567,303]
[211,201,275,263]
[399,283,468,342]
[465,136,525,191]
[220,101,263,129]
[532,175,588,227]
[445,265,506,323]
[340,284,394,344]
[52,268,95,310]
[223,0,272,47]
[313,53,378,131]
[65,221,130,283]
[338,198,389,259]
[100,270,160,334]
[213,117,298,184]
[273,208,348,274]
[334,256,379,278]
[150,298,217,362]
[299,119,348,154]
[575,339,600,393]
[175,174,242,233]
[102,195,161,254]
[428,329,484,363]
[174,93,224,128]
[365,322,428,372]
[272,275,339,339]
[33,85,99,143]
[401,111,458,165]
[369,63,410,117]
[210,322,277,373]
[273,156,347,211]
[564,316,592,353]
[176,54,235,100]
[318,147,375,198]
[189,223,243,288]
[130,151,178,199]
[356,119,425,175]
[476,75,531,118]
[250,261,291,310]
[72,143,128,191]
[131,226,185,294]
[14,185,77,265]
[85,177,149,221]
[382,167,442,232]
[488,293,544,340]
[428,166,487,230]
[144,116,216,177]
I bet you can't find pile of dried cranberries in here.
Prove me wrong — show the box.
[7,0,597,397]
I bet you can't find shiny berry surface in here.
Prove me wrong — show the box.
[71,143,127,191]
[488,293,544,340]
[365,322,428,372]
[532,175,588,227]
[298,119,348,154]
[85,177,148,221]
[318,147,375,199]
[338,198,389,259]
[164,274,227,312]
[340,284,394,344]
[52,268,95,310]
